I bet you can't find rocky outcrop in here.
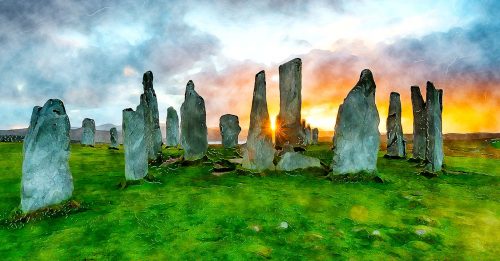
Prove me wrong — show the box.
[166,106,180,147]
[411,86,426,160]
[81,118,95,146]
[21,99,73,213]
[276,152,322,171]
[123,104,148,180]
[275,58,303,148]
[109,127,119,149]
[242,71,276,171]
[331,69,380,175]
[425,82,444,172]
[386,92,406,158]
[180,80,208,161]
[219,114,241,148]
[141,71,163,162]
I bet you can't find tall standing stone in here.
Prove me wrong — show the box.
[411,86,426,160]
[141,71,163,162]
[331,69,380,175]
[166,106,180,147]
[312,128,319,145]
[275,58,303,148]
[81,118,95,146]
[21,99,73,212]
[219,114,241,148]
[425,82,444,172]
[386,92,406,158]
[242,71,276,171]
[109,127,119,149]
[123,104,148,180]
[306,124,313,145]
[180,80,208,161]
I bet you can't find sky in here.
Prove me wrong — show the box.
[0,0,498,133]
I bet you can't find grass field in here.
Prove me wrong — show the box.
[0,140,499,260]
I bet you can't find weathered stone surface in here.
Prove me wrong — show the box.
[306,124,313,145]
[21,99,73,213]
[109,127,119,149]
[411,86,426,160]
[166,106,180,147]
[141,71,163,161]
[331,69,380,174]
[123,104,148,180]
[312,128,319,145]
[275,58,303,148]
[386,92,406,158]
[219,114,241,148]
[276,152,321,171]
[242,71,276,171]
[81,118,95,146]
[180,80,208,161]
[425,82,444,172]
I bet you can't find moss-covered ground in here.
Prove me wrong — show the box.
[0,140,498,260]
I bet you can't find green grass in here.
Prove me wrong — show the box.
[0,141,499,259]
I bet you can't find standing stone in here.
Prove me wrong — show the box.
[141,71,163,162]
[21,99,73,212]
[123,104,148,180]
[166,106,180,147]
[312,128,319,145]
[219,114,241,148]
[331,69,380,175]
[242,71,276,171]
[306,124,313,145]
[180,80,208,161]
[275,58,303,148]
[386,92,406,158]
[81,118,95,146]
[411,86,426,160]
[425,82,444,172]
[109,127,119,149]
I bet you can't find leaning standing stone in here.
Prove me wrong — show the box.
[275,58,303,148]
[166,106,180,147]
[21,99,73,213]
[109,127,119,149]
[331,69,380,175]
[219,114,241,148]
[242,71,276,171]
[386,92,406,158]
[123,104,148,180]
[425,82,444,172]
[81,118,95,146]
[180,80,208,161]
[411,86,426,160]
[306,124,313,145]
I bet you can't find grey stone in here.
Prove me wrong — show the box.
[166,106,180,147]
[123,104,148,180]
[219,114,241,148]
[141,71,163,162]
[425,82,444,172]
[312,128,319,145]
[306,124,313,145]
[180,80,208,161]
[81,118,95,146]
[275,58,303,148]
[242,71,276,171]
[276,152,322,171]
[331,69,380,174]
[21,99,73,213]
[386,92,406,157]
[411,86,426,160]
[109,127,119,149]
